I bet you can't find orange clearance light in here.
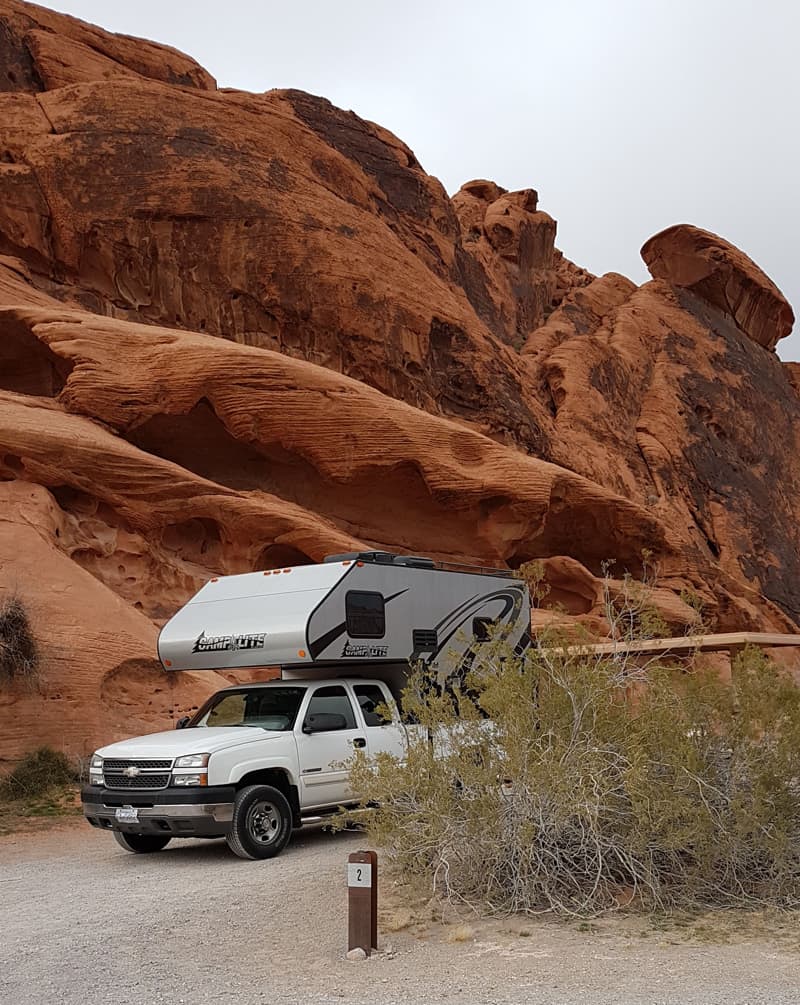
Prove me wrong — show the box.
[164,660,172,667]
[283,568,291,573]
[342,560,351,566]
[297,649,306,658]
[210,577,218,582]
[357,561,364,567]
[263,570,271,575]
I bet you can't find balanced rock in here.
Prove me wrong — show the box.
[641,224,794,351]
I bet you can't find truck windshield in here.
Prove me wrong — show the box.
[191,686,307,731]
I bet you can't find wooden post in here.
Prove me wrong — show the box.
[347,850,378,954]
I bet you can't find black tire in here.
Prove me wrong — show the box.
[113,831,171,854]
[226,784,293,860]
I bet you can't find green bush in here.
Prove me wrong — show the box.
[350,641,800,916]
[1,747,77,800]
[0,595,40,686]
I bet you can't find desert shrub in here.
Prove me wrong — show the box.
[350,640,800,916]
[0,595,40,686]
[1,747,77,800]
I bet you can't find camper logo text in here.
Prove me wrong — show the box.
[192,631,266,653]
[341,642,389,658]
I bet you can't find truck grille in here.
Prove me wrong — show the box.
[104,759,173,771]
[102,758,173,790]
[104,773,171,789]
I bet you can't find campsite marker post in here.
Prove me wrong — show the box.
[347,850,378,955]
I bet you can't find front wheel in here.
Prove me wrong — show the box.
[113,831,171,854]
[226,784,293,860]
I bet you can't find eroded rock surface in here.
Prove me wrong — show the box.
[0,0,797,759]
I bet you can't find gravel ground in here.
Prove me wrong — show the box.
[1,820,798,1005]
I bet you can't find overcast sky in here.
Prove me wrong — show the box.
[49,0,800,360]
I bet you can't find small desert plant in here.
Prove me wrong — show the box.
[0,595,40,686]
[1,747,77,800]
[600,552,693,641]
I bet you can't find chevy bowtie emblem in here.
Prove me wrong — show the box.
[123,766,141,778]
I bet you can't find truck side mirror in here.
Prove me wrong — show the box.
[175,716,191,729]
[303,712,347,734]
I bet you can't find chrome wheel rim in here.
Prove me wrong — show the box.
[246,800,281,845]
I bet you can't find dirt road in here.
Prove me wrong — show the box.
[1,821,798,1005]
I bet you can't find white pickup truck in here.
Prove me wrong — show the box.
[82,678,405,859]
[82,551,530,859]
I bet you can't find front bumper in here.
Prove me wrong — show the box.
[81,785,235,838]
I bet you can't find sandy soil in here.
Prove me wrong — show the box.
[1,820,798,1005]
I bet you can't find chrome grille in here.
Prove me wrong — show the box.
[102,758,173,790]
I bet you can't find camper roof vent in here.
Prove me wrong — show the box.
[324,551,397,565]
[392,555,436,569]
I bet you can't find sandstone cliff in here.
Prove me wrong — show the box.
[0,0,797,760]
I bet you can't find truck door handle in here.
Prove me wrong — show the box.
[353,737,366,748]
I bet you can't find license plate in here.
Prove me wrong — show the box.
[115,806,139,824]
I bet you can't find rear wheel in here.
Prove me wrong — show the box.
[226,784,293,860]
[113,831,171,854]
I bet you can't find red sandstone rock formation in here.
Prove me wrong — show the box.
[0,0,797,760]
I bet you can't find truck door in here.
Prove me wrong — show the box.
[295,684,365,808]
[350,682,407,760]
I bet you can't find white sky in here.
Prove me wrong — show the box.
[47,0,800,360]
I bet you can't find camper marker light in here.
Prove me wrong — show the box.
[164,660,172,667]
[174,753,210,768]
[297,649,306,658]
[283,568,291,573]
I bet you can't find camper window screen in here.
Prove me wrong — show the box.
[345,590,386,638]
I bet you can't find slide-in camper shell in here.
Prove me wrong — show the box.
[158,551,530,689]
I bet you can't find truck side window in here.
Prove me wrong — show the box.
[353,684,392,726]
[306,685,356,729]
[345,591,385,638]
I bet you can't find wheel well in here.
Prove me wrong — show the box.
[236,769,300,824]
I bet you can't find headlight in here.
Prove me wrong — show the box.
[172,753,210,786]
[89,754,103,785]
[174,753,210,768]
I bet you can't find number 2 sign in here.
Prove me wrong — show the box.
[348,862,373,887]
[347,850,378,954]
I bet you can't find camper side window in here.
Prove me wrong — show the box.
[345,591,386,639]
[473,616,497,642]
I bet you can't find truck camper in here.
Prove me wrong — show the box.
[158,550,530,682]
[82,552,530,860]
